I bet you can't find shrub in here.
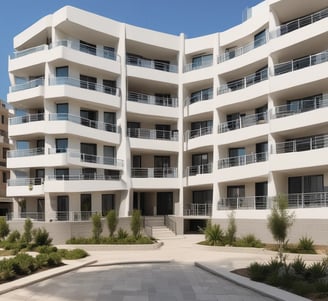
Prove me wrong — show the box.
[234,234,263,248]
[0,217,9,240]
[204,221,224,246]
[58,248,88,260]
[11,253,36,275]
[248,262,270,281]
[92,214,102,242]
[33,228,53,246]
[117,228,128,240]
[35,253,50,268]
[36,245,57,254]
[297,236,315,254]
[130,210,141,239]
[0,259,15,281]
[47,252,62,266]
[21,218,33,245]
[6,230,20,243]
[225,211,237,245]
[291,256,307,275]
[306,262,327,281]
[106,210,118,237]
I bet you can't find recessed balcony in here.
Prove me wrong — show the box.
[131,167,178,178]
[128,91,178,107]
[183,203,212,216]
[217,196,269,210]
[186,163,212,176]
[218,152,268,169]
[184,56,213,72]
[126,55,177,73]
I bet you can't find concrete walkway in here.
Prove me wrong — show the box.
[0,235,318,300]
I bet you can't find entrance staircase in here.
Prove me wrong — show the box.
[144,216,176,239]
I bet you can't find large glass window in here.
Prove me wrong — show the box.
[192,190,213,204]
[127,122,140,138]
[254,30,266,48]
[190,87,213,104]
[57,195,69,221]
[80,143,97,163]
[55,168,69,180]
[228,148,245,166]
[80,110,98,128]
[80,194,92,220]
[80,41,96,55]
[56,66,68,78]
[56,103,68,120]
[104,46,115,59]
[103,80,116,95]
[192,54,213,69]
[104,146,116,165]
[80,74,97,90]
[104,112,116,132]
[102,194,115,216]
[56,138,68,153]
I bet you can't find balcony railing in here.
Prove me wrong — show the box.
[127,128,178,141]
[7,212,45,221]
[48,77,120,96]
[275,135,328,154]
[131,167,178,178]
[218,68,268,94]
[49,113,119,133]
[270,7,328,38]
[53,40,118,61]
[273,50,328,76]
[126,55,178,73]
[7,148,45,158]
[218,152,268,169]
[218,35,267,63]
[218,196,269,210]
[218,112,268,133]
[186,126,213,140]
[10,44,48,59]
[10,78,44,93]
[184,203,212,216]
[47,173,120,181]
[186,163,212,176]
[288,192,328,209]
[184,57,213,72]
[185,90,213,105]
[127,91,178,107]
[7,178,44,186]
[271,95,328,119]
[9,113,44,125]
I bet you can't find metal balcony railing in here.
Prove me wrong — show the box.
[186,126,213,140]
[274,135,328,154]
[184,57,213,72]
[49,76,120,96]
[10,44,48,59]
[218,68,268,94]
[217,196,269,210]
[218,152,268,169]
[186,163,212,176]
[288,192,328,209]
[7,148,45,158]
[53,40,118,61]
[131,167,178,178]
[218,112,268,133]
[184,203,212,216]
[47,173,120,181]
[9,113,44,125]
[218,35,267,63]
[7,178,44,186]
[127,128,178,141]
[127,91,178,107]
[126,55,178,73]
[7,212,45,221]
[49,113,119,133]
[273,50,328,76]
[10,78,44,93]
[271,95,328,118]
[270,7,328,38]
[185,89,213,105]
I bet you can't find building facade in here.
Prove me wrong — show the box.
[7,0,328,242]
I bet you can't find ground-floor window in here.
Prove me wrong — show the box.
[102,194,115,216]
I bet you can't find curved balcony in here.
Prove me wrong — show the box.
[183,57,213,72]
[186,163,212,176]
[10,45,48,59]
[184,127,213,151]
[185,127,213,140]
[184,163,213,186]
[218,152,268,169]
[126,55,177,73]
[131,167,177,178]
[128,91,178,107]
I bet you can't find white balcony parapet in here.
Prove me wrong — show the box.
[52,40,118,61]
[218,68,268,94]
[218,152,268,169]
[270,7,328,39]
[184,57,213,72]
[49,76,120,96]
[131,167,178,178]
[9,113,44,125]
[47,148,123,167]
[274,135,328,154]
[273,50,328,76]
[8,178,44,186]
[218,112,267,133]
[126,55,178,73]
[184,203,212,216]
[217,196,269,210]
[271,94,328,119]
[7,147,44,158]
[127,128,178,141]
[218,35,267,63]
[47,174,120,181]
[185,126,213,140]
[186,163,213,176]
[49,113,119,133]
[9,78,44,93]
[127,91,178,107]
[10,44,48,59]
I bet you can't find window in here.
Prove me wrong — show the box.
[287,94,322,113]
[56,66,68,78]
[192,190,213,204]
[57,195,69,221]
[190,87,213,104]
[56,103,68,120]
[80,110,98,128]
[228,148,245,166]
[104,146,115,165]
[227,185,245,209]
[192,54,213,69]
[104,112,116,132]
[35,169,45,185]
[104,169,120,179]
[154,59,170,71]
[56,138,68,153]
[127,122,140,137]
[16,140,29,150]
[255,105,268,122]
[1,115,4,124]
[80,41,96,55]
[102,194,115,216]
[155,93,172,106]
[2,148,9,159]
[190,153,209,175]
[80,194,92,220]
[2,171,7,183]
[80,143,97,163]
[155,124,171,140]
[80,74,97,90]
[104,46,115,59]
[254,29,266,48]
[103,80,116,95]
[190,120,213,138]
[55,168,69,180]
[82,168,96,180]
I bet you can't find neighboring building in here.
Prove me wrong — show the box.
[6,1,328,242]
[0,100,12,216]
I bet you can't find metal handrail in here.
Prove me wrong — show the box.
[131,167,178,178]
[9,113,45,125]
[126,55,178,73]
[7,178,44,186]
[184,203,212,216]
[273,50,328,76]
[218,112,268,133]
[10,78,44,93]
[10,44,48,59]
[184,56,213,72]
[218,152,268,169]
[218,68,268,94]
[127,91,178,107]
[218,196,269,210]
[186,163,213,176]
[185,89,213,105]
[274,135,328,154]
[127,128,178,141]
[288,192,328,209]
[7,147,45,158]
[47,174,120,181]
[186,126,213,139]
[49,76,120,96]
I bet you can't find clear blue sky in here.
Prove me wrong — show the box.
[0,0,262,101]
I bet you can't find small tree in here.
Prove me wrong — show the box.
[225,211,237,245]
[204,220,224,246]
[92,214,102,242]
[267,195,294,261]
[0,217,9,240]
[130,210,141,239]
[21,218,33,245]
[106,210,118,237]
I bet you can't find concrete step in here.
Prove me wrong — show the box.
[152,226,176,239]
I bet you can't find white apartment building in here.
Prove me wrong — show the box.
[6,0,328,242]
